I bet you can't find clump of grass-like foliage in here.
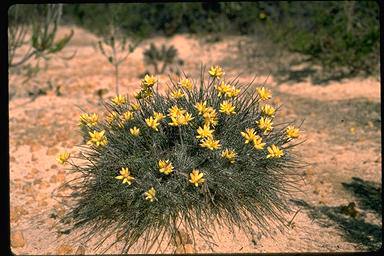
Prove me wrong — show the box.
[57,66,304,253]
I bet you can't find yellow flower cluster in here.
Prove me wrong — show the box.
[170,89,186,100]
[168,106,194,126]
[145,116,160,131]
[286,126,300,139]
[144,187,156,202]
[56,151,70,165]
[216,81,240,98]
[179,78,193,90]
[189,169,205,187]
[221,149,237,163]
[130,127,140,136]
[240,128,266,150]
[115,167,135,185]
[261,104,276,117]
[87,130,108,147]
[257,117,273,134]
[80,113,99,127]
[135,74,157,100]
[112,95,127,105]
[256,87,272,100]
[158,160,174,175]
[219,100,236,115]
[208,66,224,79]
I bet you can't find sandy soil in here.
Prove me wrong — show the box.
[9,26,382,254]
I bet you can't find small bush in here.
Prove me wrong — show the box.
[58,66,304,253]
[142,43,184,76]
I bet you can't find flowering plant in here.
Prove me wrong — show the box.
[58,66,303,253]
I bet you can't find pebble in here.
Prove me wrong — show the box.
[175,244,194,254]
[11,230,26,248]
[56,171,66,183]
[56,244,73,255]
[30,143,42,152]
[47,147,60,156]
[50,175,57,183]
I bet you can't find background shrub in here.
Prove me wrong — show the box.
[62,2,380,80]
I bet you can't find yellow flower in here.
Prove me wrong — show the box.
[168,112,194,126]
[208,66,224,79]
[221,149,237,163]
[179,78,193,90]
[106,111,118,125]
[80,113,99,127]
[261,104,276,117]
[226,86,241,97]
[87,130,108,147]
[168,106,186,117]
[131,103,141,111]
[196,124,214,139]
[121,111,134,122]
[256,87,272,101]
[130,127,140,137]
[241,128,257,144]
[195,101,209,115]
[154,112,165,121]
[56,151,70,165]
[257,117,273,133]
[158,160,174,175]
[140,88,153,99]
[266,144,284,158]
[111,95,127,105]
[253,136,266,150]
[219,100,236,115]
[286,126,300,139]
[200,137,221,150]
[115,167,135,185]
[144,187,156,202]
[189,170,205,187]
[142,74,157,88]
[145,116,160,131]
[170,89,186,100]
[203,109,218,127]
[216,81,231,97]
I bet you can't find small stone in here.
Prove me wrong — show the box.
[30,143,42,152]
[11,230,25,248]
[47,147,60,156]
[10,156,17,162]
[56,244,73,255]
[175,244,194,254]
[50,175,57,183]
[56,171,66,183]
[38,181,50,189]
[51,164,58,169]
[33,178,42,185]
[32,168,39,174]
[76,245,86,255]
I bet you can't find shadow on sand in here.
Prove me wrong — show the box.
[291,177,382,251]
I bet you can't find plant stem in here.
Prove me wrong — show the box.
[178,126,184,147]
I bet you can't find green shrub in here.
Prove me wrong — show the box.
[261,1,380,77]
[142,43,184,76]
[57,66,304,253]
